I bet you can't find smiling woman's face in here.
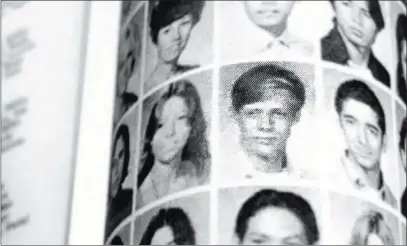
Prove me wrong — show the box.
[152,96,191,164]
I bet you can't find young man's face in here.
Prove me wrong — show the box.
[235,89,300,159]
[339,98,385,169]
[244,1,295,29]
[333,1,379,49]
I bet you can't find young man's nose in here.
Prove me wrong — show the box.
[356,127,368,145]
[258,113,274,131]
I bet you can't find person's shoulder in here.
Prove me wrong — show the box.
[292,38,315,57]
[320,28,348,64]
[369,54,390,86]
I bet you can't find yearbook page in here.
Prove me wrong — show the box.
[1,1,90,244]
[101,1,407,245]
[99,0,407,245]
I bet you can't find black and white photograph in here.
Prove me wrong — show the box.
[120,1,143,25]
[322,68,399,209]
[113,3,145,127]
[218,61,319,183]
[320,0,392,88]
[328,192,401,244]
[143,0,213,94]
[390,2,407,105]
[402,223,406,244]
[106,222,131,245]
[133,192,210,245]
[136,71,212,209]
[218,186,323,245]
[396,103,406,218]
[219,1,318,61]
[105,103,141,240]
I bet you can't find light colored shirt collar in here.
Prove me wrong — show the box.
[260,28,292,53]
[341,151,396,207]
[236,143,306,181]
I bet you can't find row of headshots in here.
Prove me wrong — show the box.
[112,0,407,128]
[221,1,406,104]
[106,61,406,224]
[110,187,406,245]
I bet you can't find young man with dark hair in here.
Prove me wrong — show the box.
[322,0,390,86]
[331,79,396,208]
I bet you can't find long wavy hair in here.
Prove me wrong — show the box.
[137,80,210,188]
[349,210,395,245]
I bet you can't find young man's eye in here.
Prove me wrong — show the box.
[244,109,261,117]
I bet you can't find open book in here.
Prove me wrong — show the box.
[1,0,406,245]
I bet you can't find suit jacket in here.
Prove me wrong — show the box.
[321,27,390,88]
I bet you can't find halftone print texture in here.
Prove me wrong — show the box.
[100,1,406,245]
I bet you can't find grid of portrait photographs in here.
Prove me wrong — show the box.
[105,1,406,245]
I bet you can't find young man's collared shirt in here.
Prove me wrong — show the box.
[257,29,314,58]
[219,134,309,184]
[330,151,397,209]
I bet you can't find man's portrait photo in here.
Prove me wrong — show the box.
[320,1,391,87]
[219,1,318,61]
[218,62,318,183]
[322,68,398,209]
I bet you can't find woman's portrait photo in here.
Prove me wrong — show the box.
[134,192,209,245]
[319,0,392,88]
[114,3,145,126]
[105,123,134,238]
[144,0,213,93]
[328,192,400,244]
[391,1,407,105]
[218,186,323,245]
[219,1,319,61]
[137,72,211,209]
